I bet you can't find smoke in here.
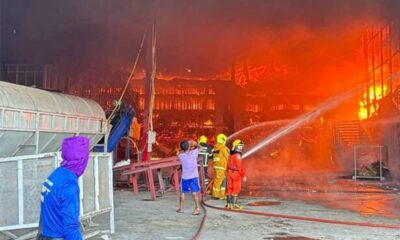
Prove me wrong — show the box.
[1,0,150,73]
[2,0,400,90]
[238,120,399,219]
[236,119,338,180]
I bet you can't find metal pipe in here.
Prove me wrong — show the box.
[108,153,115,234]
[17,160,23,224]
[94,155,100,211]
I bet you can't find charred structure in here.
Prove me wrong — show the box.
[1,2,400,239]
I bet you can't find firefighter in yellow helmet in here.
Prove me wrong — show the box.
[211,133,229,199]
[199,135,207,144]
[198,135,213,186]
[226,139,246,210]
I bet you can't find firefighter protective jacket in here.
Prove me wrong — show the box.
[212,143,230,171]
[227,153,245,177]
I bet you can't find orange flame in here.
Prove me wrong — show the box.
[359,84,388,120]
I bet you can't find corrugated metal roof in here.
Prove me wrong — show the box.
[0,81,107,157]
[0,81,105,118]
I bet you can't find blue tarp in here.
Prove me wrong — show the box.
[94,107,135,153]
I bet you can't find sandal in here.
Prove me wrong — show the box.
[176,208,184,213]
[192,208,200,215]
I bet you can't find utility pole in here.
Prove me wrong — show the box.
[141,8,157,162]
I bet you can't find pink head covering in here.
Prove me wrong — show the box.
[61,136,90,177]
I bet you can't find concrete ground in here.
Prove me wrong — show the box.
[99,189,400,240]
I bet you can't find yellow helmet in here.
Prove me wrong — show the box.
[199,135,207,144]
[231,139,244,153]
[216,133,227,144]
[232,139,242,149]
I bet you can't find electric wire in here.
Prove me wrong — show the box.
[107,29,147,123]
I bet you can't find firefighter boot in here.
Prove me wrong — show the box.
[225,195,232,209]
[232,196,243,210]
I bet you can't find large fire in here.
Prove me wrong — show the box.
[359,84,388,120]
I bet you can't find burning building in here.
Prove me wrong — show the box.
[131,78,245,136]
[352,19,400,179]
[130,76,323,142]
[2,1,400,239]
[244,81,323,122]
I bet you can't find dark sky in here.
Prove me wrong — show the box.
[1,0,400,91]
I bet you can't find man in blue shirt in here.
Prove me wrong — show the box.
[38,136,90,240]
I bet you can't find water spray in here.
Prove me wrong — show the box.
[227,119,290,141]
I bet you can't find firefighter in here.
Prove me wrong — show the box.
[198,135,213,185]
[226,139,247,210]
[212,133,229,200]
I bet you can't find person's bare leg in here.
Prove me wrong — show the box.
[177,193,185,213]
[193,192,200,215]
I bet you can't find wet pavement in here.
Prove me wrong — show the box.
[98,190,400,240]
[243,177,400,219]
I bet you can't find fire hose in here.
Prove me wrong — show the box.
[192,181,400,239]
[192,197,208,240]
[201,200,400,229]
